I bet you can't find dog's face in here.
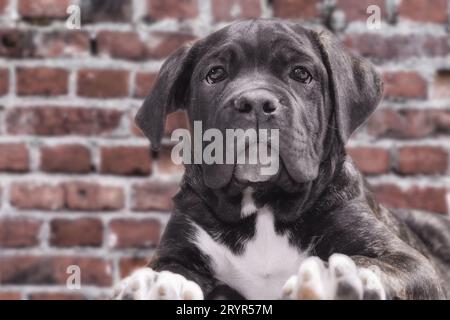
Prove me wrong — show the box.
[136,20,383,190]
[189,22,331,188]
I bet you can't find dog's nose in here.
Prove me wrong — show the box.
[235,91,278,115]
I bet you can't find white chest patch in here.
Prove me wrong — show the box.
[192,205,309,299]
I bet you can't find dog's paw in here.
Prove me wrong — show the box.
[281,254,386,300]
[112,268,204,300]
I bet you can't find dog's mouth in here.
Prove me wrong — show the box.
[200,122,318,190]
[232,141,280,183]
[234,162,277,183]
[226,157,302,196]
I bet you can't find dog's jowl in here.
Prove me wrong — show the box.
[113,19,450,300]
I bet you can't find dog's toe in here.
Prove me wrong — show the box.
[329,254,363,300]
[359,267,386,300]
[281,254,386,300]
[281,256,328,300]
[113,268,203,300]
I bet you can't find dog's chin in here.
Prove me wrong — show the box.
[227,163,307,196]
[215,158,314,197]
[234,163,279,184]
[202,154,318,193]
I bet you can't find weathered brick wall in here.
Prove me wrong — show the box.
[0,0,449,300]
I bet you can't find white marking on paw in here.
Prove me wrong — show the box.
[281,256,330,299]
[113,268,203,300]
[241,187,257,217]
[281,254,386,300]
[358,267,387,300]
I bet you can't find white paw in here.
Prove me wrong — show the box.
[112,268,204,300]
[281,254,386,300]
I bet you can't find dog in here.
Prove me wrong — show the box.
[113,19,450,300]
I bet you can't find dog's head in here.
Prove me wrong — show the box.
[136,20,383,191]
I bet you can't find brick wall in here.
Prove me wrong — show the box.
[0,0,449,300]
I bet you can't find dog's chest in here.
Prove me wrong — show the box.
[193,206,308,299]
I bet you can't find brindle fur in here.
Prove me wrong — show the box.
[136,20,450,300]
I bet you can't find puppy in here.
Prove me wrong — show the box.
[113,19,450,300]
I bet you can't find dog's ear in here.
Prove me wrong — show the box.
[310,28,383,144]
[135,45,193,150]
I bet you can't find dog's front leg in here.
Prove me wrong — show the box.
[349,254,445,300]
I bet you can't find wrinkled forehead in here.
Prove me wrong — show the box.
[197,20,320,65]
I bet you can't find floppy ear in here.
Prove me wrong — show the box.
[135,45,193,150]
[310,28,383,144]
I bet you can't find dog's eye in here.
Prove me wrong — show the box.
[290,66,312,84]
[206,66,228,84]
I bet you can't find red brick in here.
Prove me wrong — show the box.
[164,110,190,136]
[367,109,403,138]
[81,0,132,23]
[146,0,198,20]
[0,0,8,14]
[129,107,191,138]
[29,292,85,300]
[399,0,448,23]
[398,110,436,138]
[367,109,450,139]
[0,29,34,58]
[131,182,179,212]
[146,32,196,59]
[397,146,448,175]
[335,0,386,22]
[432,70,450,99]
[373,184,408,210]
[10,183,64,210]
[6,107,122,136]
[344,34,450,62]
[0,219,42,248]
[131,107,189,138]
[18,0,71,19]
[97,31,146,60]
[64,182,124,211]
[77,69,129,98]
[406,186,448,214]
[50,218,103,247]
[0,143,29,172]
[119,257,150,278]
[156,145,185,175]
[134,72,157,98]
[382,72,428,100]
[0,68,8,95]
[367,109,419,139]
[34,31,90,58]
[211,0,261,22]
[433,110,450,134]
[40,144,92,173]
[100,146,152,176]
[97,31,195,60]
[273,0,320,19]
[0,292,21,300]
[0,256,112,286]
[347,147,390,175]
[16,67,68,96]
[109,219,161,248]
[373,184,448,214]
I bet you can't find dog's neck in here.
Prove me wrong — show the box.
[175,129,360,224]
